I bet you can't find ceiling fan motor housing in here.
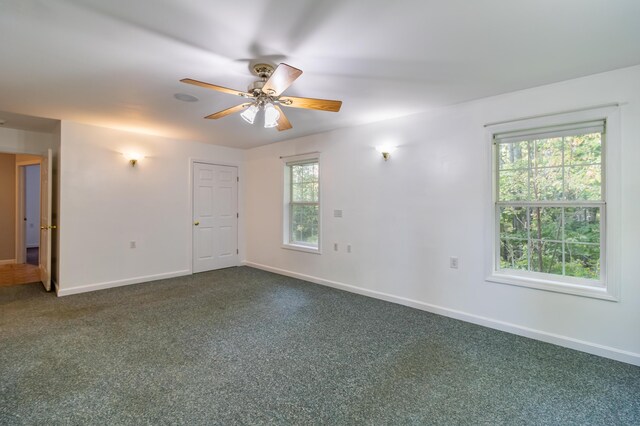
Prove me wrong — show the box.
[249,63,276,95]
[247,80,266,95]
[252,63,275,78]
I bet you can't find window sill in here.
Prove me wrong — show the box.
[486,272,618,301]
[281,243,321,255]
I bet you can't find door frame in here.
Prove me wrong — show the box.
[188,158,242,274]
[15,157,43,264]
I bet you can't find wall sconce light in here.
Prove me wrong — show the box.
[125,152,143,167]
[376,146,397,161]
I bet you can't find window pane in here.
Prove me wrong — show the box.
[291,162,318,184]
[530,241,563,275]
[498,169,529,201]
[565,243,600,279]
[499,141,529,170]
[290,204,319,245]
[494,125,605,285]
[291,165,302,183]
[565,165,601,200]
[533,137,563,168]
[292,182,319,202]
[565,207,600,244]
[529,207,562,241]
[499,207,528,240]
[565,133,601,166]
[530,166,563,200]
[292,182,303,201]
[499,239,529,271]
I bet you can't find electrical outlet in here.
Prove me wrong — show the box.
[130,241,136,249]
[450,257,458,269]
[347,244,352,253]
[334,243,338,251]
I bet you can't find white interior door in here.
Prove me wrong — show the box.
[39,149,52,291]
[193,163,238,273]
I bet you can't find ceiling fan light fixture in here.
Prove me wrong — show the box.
[263,102,280,128]
[240,104,259,124]
[181,62,342,132]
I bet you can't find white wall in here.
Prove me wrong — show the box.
[245,65,640,365]
[0,126,57,156]
[58,121,245,295]
[25,164,40,248]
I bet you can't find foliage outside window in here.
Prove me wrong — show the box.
[495,120,605,285]
[284,159,320,251]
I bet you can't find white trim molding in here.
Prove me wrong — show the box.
[243,261,640,367]
[0,259,17,265]
[56,269,191,296]
[281,244,322,255]
[486,273,617,301]
[15,157,43,265]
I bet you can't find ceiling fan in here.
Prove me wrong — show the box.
[181,63,342,131]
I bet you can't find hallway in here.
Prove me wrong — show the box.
[26,247,39,266]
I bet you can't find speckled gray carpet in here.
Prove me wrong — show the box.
[1,267,638,425]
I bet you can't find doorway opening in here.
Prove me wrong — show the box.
[23,164,41,266]
[0,151,52,290]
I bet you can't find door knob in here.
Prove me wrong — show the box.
[194,221,200,226]
[40,226,47,230]
[49,225,57,230]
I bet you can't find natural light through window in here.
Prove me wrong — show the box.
[283,157,320,252]
[494,120,605,287]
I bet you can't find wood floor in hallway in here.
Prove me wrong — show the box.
[0,263,41,287]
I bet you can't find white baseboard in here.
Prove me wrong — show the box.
[56,270,191,297]
[0,259,16,265]
[243,261,640,367]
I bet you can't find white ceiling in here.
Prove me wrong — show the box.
[1,0,639,148]
[0,110,59,134]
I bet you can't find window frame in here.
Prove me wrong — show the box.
[282,154,322,254]
[485,107,621,301]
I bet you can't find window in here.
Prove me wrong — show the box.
[492,120,607,291]
[283,157,320,253]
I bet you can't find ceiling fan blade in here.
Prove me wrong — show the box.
[262,63,302,96]
[181,78,251,98]
[205,103,251,119]
[274,105,292,131]
[279,96,342,112]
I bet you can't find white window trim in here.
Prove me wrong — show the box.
[485,106,621,301]
[281,153,322,254]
